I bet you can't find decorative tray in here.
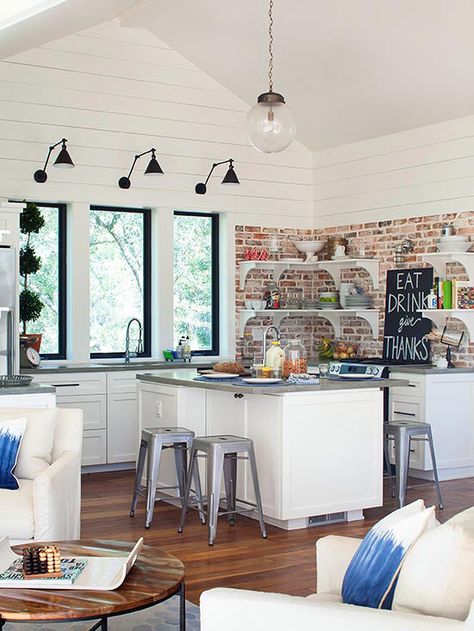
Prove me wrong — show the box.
[0,375,33,387]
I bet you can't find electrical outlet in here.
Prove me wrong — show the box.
[155,401,163,418]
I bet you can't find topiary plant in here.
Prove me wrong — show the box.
[19,202,45,335]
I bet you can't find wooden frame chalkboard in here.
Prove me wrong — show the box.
[383,268,433,364]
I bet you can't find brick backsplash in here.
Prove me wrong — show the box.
[235,212,474,366]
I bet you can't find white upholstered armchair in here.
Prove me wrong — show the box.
[201,508,474,630]
[0,407,83,541]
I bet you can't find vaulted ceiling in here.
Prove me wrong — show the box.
[3,0,474,151]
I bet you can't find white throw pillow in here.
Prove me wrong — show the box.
[0,408,57,480]
[393,506,474,621]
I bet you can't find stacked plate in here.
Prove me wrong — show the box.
[345,294,372,309]
[437,235,472,253]
[317,300,341,310]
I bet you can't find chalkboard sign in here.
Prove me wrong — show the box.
[383,268,433,364]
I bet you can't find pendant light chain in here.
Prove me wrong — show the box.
[268,0,274,93]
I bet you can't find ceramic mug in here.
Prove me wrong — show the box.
[334,244,346,258]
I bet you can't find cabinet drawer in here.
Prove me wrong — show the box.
[387,431,426,470]
[32,372,107,396]
[82,429,107,466]
[390,372,425,397]
[107,371,139,395]
[390,396,424,422]
[56,394,107,430]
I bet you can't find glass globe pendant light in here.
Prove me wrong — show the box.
[246,0,296,153]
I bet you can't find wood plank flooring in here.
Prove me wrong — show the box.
[81,470,474,605]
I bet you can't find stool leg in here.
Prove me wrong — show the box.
[383,433,392,477]
[178,447,197,533]
[247,443,267,539]
[207,446,224,546]
[145,437,162,529]
[394,429,410,509]
[130,438,147,517]
[223,453,237,526]
[192,457,206,525]
[426,427,444,510]
[174,443,187,508]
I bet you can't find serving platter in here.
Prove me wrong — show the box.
[202,372,239,379]
[241,377,283,384]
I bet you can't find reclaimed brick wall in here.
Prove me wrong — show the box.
[235,211,474,366]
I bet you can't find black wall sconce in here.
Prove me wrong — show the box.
[118,148,164,189]
[195,159,240,194]
[33,138,74,183]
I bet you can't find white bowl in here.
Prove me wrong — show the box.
[245,300,253,309]
[436,241,472,253]
[252,300,266,310]
[439,235,468,241]
[294,240,327,262]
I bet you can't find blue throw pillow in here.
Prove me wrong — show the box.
[341,500,435,609]
[0,418,27,490]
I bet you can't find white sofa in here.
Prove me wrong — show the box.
[0,407,83,541]
[201,527,474,630]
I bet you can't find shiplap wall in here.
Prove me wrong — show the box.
[313,114,474,228]
[0,20,313,228]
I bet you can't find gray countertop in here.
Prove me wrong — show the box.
[137,369,408,395]
[21,360,216,374]
[389,365,474,375]
[0,383,55,395]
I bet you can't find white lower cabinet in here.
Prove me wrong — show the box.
[82,429,107,466]
[390,371,474,479]
[31,371,140,467]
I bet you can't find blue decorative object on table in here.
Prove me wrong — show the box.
[0,417,26,490]
[341,500,435,610]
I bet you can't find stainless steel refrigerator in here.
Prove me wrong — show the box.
[0,247,18,375]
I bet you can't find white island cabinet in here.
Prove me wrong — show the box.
[137,370,400,530]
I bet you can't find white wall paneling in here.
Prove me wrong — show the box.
[313,114,474,227]
[0,20,313,227]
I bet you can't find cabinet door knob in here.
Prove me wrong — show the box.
[234,393,244,399]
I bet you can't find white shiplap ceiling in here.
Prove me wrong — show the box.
[3,0,474,151]
[122,0,474,150]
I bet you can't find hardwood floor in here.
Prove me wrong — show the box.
[81,470,474,605]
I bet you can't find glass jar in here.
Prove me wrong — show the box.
[283,339,308,378]
[285,287,303,309]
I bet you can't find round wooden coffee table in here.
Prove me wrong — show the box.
[0,540,186,631]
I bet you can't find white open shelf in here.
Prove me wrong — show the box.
[421,252,474,281]
[239,258,379,289]
[239,308,379,339]
[419,309,474,341]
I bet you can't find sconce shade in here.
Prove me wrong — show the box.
[144,155,164,176]
[221,164,240,185]
[195,158,240,194]
[53,145,74,168]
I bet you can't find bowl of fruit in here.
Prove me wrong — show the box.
[332,341,359,360]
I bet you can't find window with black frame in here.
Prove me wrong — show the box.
[18,202,67,359]
[89,206,151,358]
[173,211,219,355]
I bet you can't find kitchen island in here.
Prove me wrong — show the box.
[137,369,407,530]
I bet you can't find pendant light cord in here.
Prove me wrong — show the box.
[268,0,274,92]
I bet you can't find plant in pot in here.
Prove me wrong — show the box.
[19,202,45,353]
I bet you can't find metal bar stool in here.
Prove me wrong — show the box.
[130,427,205,528]
[178,435,267,546]
[384,420,444,509]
